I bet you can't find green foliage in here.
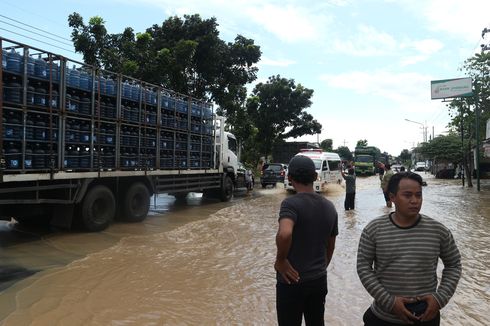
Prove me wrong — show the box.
[356,139,368,147]
[246,75,321,158]
[68,13,261,124]
[447,51,490,140]
[398,149,411,161]
[320,139,333,151]
[336,146,353,161]
[417,133,462,163]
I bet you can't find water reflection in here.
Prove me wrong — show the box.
[0,177,488,325]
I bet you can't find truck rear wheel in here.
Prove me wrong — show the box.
[81,185,115,232]
[220,176,234,202]
[120,183,150,222]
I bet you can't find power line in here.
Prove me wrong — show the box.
[0,13,72,42]
[0,18,73,47]
[0,27,76,54]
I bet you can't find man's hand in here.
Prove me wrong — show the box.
[391,296,419,324]
[274,259,299,284]
[417,294,440,322]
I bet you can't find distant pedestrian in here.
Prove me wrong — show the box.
[357,172,461,325]
[399,166,406,172]
[381,164,394,207]
[275,155,338,326]
[245,168,254,193]
[377,162,385,181]
[341,167,356,210]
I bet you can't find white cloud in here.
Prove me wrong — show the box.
[332,25,398,56]
[408,39,444,55]
[398,0,490,43]
[245,4,331,43]
[319,70,433,103]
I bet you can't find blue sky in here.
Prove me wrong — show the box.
[2,0,489,156]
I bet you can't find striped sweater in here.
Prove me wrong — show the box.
[357,213,461,324]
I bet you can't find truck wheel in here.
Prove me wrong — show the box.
[81,185,115,232]
[220,176,234,202]
[120,183,150,222]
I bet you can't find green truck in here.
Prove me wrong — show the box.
[354,146,381,175]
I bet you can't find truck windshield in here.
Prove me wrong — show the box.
[355,156,372,163]
[227,136,237,155]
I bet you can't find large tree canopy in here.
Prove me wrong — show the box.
[416,133,462,164]
[246,75,322,159]
[68,13,261,121]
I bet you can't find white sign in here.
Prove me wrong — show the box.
[431,77,473,99]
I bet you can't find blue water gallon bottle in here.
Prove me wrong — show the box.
[24,147,33,169]
[26,56,35,76]
[1,49,6,69]
[27,85,35,105]
[6,49,22,73]
[25,117,34,140]
[34,55,47,78]
[79,70,90,90]
[106,78,115,96]
[34,84,47,106]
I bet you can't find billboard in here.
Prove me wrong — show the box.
[431,77,473,99]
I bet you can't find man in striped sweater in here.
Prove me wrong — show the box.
[357,172,461,325]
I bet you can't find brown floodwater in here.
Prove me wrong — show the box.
[0,175,489,325]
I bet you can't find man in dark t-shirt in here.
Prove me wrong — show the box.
[275,155,339,326]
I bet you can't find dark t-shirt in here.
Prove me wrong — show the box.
[342,174,356,193]
[277,192,338,284]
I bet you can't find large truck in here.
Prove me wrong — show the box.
[354,146,381,175]
[0,37,246,231]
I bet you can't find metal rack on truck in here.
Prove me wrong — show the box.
[0,37,243,231]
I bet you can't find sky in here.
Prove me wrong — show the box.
[1,0,490,156]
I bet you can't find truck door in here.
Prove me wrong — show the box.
[321,160,329,183]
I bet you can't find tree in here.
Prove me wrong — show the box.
[246,75,322,159]
[336,146,353,161]
[356,139,368,147]
[446,49,490,186]
[320,139,333,151]
[68,13,261,125]
[399,149,411,161]
[417,133,463,171]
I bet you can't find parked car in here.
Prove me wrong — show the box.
[415,162,427,171]
[261,163,287,188]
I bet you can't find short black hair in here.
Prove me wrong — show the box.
[387,172,423,195]
[288,155,317,185]
[288,171,317,185]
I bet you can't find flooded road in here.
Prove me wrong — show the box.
[0,175,489,325]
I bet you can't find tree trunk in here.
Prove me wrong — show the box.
[464,149,473,188]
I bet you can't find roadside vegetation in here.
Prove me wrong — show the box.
[67,13,489,182]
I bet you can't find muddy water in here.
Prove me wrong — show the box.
[0,176,489,325]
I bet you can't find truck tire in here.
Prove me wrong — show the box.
[81,185,115,232]
[120,183,150,222]
[220,176,234,202]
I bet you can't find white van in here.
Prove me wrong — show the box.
[284,149,343,192]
